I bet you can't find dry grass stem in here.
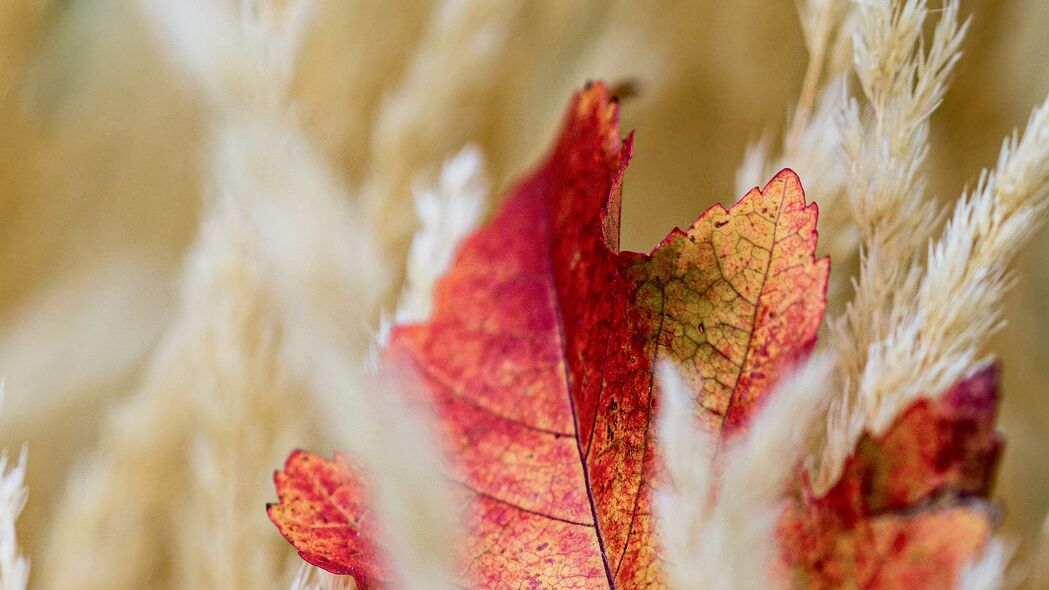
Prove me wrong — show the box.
[861,93,1049,431]
[657,355,834,590]
[813,0,969,490]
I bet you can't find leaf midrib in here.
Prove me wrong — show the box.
[539,173,619,590]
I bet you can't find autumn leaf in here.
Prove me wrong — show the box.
[779,366,1003,589]
[271,451,387,587]
[268,82,829,588]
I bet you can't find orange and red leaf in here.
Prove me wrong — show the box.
[268,82,830,588]
[267,451,388,589]
[779,366,1002,589]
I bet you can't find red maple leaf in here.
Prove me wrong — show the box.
[780,366,1002,589]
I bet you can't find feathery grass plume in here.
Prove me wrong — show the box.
[393,145,488,328]
[354,144,491,579]
[264,213,461,588]
[788,0,848,151]
[735,0,849,197]
[0,385,28,590]
[373,143,489,363]
[1,1,204,560]
[146,0,461,587]
[654,363,717,590]
[656,355,834,590]
[813,0,970,491]
[858,92,1049,433]
[0,3,46,560]
[138,0,461,587]
[41,1,363,587]
[0,448,27,590]
[292,0,431,180]
[735,136,772,199]
[735,78,851,254]
[360,0,520,273]
[0,448,28,590]
[161,195,316,588]
[959,538,1012,590]
[40,155,316,588]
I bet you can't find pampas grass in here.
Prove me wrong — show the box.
[388,146,488,330]
[40,1,457,587]
[656,356,833,590]
[859,92,1049,432]
[813,0,969,490]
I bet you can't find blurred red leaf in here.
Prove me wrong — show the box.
[779,366,1003,589]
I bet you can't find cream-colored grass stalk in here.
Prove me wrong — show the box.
[361,0,520,268]
[372,143,488,360]
[41,143,314,588]
[860,93,1049,432]
[788,0,848,150]
[735,0,850,197]
[656,355,833,590]
[76,2,329,586]
[813,0,968,490]
[233,92,465,590]
[140,0,459,587]
[959,538,1011,590]
[394,145,487,326]
[0,385,28,590]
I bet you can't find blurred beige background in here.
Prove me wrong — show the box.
[0,0,1046,585]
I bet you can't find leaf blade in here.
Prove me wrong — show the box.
[269,83,830,589]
